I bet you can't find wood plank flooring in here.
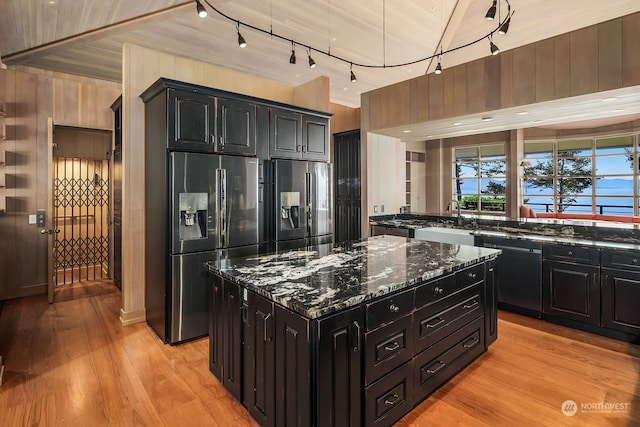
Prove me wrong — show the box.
[0,280,638,426]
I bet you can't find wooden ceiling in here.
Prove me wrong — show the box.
[1,0,640,108]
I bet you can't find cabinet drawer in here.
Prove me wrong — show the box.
[365,314,413,386]
[364,361,413,427]
[601,250,640,270]
[413,316,485,404]
[366,288,414,331]
[455,263,484,290]
[543,243,599,265]
[414,286,483,355]
[415,274,455,309]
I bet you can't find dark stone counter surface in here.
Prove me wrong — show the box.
[370,213,640,250]
[205,235,500,319]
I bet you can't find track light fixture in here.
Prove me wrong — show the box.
[289,42,296,64]
[195,0,207,18]
[196,0,513,74]
[237,22,247,48]
[308,49,316,68]
[485,0,497,20]
[489,36,500,55]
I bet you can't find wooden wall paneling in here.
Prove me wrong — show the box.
[499,50,513,109]
[415,75,429,122]
[379,81,410,129]
[408,79,420,124]
[293,76,330,112]
[328,103,360,135]
[0,70,16,298]
[36,75,53,292]
[598,19,623,91]
[622,13,640,86]
[368,90,381,131]
[360,92,370,132]
[484,55,501,111]
[554,34,571,99]
[80,83,98,128]
[466,59,485,114]
[535,38,555,102]
[570,26,599,96]
[449,66,466,116]
[512,44,536,106]
[427,73,444,120]
[60,79,81,126]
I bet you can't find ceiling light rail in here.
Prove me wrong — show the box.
[196,0,514,78]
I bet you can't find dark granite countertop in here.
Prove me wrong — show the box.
[205,235,500,320]
[370,214,640,250]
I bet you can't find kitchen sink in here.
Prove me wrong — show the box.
[414,227,476,246]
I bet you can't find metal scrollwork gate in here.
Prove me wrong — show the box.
[53,158,110,285]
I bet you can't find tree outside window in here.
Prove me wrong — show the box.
[453,144,506,213]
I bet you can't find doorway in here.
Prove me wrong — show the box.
[52,126,111,287]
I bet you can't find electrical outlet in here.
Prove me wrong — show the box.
[374,205,378,213]
[381,205,385,213]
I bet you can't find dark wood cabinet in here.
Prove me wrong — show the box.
[601,267,640,336]
[543,260,600,325]
[244,291,275,426]
[208,276,243,401]
[270,109,329,161]
[168,88,216,151]
[370,225,410,238]
[302,115,329,161]
[317,305,363,427]
[217,98,257,156]
[274,305,311,427]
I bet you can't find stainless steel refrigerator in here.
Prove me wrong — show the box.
[146,151,262,344]
[274,159,332,250]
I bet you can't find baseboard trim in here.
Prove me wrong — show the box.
[119,308,146,326]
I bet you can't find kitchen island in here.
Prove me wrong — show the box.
[205,235,500,427]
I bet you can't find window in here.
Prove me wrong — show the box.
[523,134,638,216]
[453,144,506,213]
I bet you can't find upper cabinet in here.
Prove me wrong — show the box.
[270,109,329,161]
[141,79,330,161]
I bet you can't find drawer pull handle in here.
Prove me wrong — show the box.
[463,300,479,310]
[463,337,479,349]
[389,304,400,313]
[424,317,445,329]
[384,393,400,406]
[425,360,446,374]
[568,251,573,256]
[434,286,444,295]
[468,272,477,279]
[634,259,638,264]
[384,342,400,352]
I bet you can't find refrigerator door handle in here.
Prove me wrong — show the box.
[218,168,227,248]
[306,172,312,233]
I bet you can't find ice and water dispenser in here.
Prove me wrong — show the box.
[179,193,208,240]
[280,192,301,230]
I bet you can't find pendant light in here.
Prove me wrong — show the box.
[308,49,316,68]
[237,22,247,48]
[350,63,356,82]
[195,0,207,18]
[489,36,500,55]
[485,0,497,20]
[289,42,296,64]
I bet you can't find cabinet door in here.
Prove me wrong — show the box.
[602,268,640,336]
[223,280,243,401]
[168,89,215,151]
[302,115,329,161]
[270,109,302,159]
[485,260,497,346]
[245,291,275,426]
[209,276,224,379]
[216,98,257,156]
[317,306,363,427]
[543,260,600,325]
[274,305,311,427]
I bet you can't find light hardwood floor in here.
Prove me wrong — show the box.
[0,280,638,426]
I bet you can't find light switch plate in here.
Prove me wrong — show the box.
[29,214,36,225]
[36,209,46,227]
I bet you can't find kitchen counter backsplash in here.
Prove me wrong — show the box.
[206,235,500,319]
[370,213,640,246]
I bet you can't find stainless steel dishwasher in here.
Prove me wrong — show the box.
[480,235,543,317]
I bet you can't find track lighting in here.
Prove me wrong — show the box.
[195,0,207,18]
[350,64,356,82]
[485,0,497,20]
[308,50,316,68]
[236,23,247,48]
[498,15,511,35]
[435,62,442,74]
[289,42,296,64]
[490,37,500,55]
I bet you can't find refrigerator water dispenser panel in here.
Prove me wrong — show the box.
[280,191,301,230]
[179,192,208,240]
